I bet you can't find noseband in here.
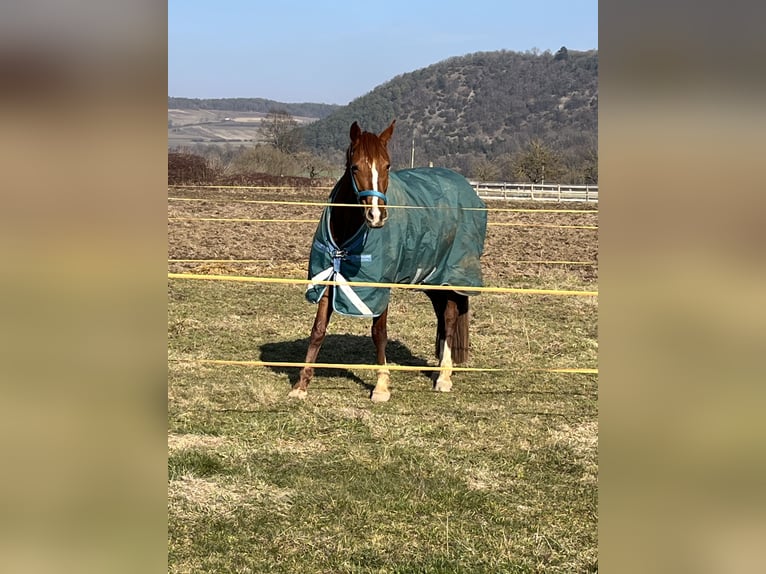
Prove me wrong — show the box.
[349,168,388,205]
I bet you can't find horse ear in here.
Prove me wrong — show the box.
[379,119,396,145]
[350,121,362,142]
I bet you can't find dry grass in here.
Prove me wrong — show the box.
[167,186,598,573]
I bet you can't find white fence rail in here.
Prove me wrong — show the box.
[470,181,598,203]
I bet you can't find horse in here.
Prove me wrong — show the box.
[289,120,487,402]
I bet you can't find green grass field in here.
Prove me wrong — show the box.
[168,271,597,572]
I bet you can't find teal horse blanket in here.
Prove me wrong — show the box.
[305,167,487,317]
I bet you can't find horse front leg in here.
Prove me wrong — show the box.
[289,289,333,399]
[370,307,391,402]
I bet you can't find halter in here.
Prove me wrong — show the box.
[349,168,388,205]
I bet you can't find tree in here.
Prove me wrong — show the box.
[554,46,569,61]
[583,147,598,184]
[471,157,500,181]
[263,109,301,154]
[498,154,517,182]
[512,140,564,184]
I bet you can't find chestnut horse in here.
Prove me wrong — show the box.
[289,120,486,402]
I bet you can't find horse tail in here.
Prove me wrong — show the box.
[451,296,470,364]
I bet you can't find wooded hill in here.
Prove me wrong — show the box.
[169,48,597,183]
[300,48,597,179]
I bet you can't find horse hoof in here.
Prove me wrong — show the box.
[288,388,308,400]
[434,380,452,393]
[371,390,391,403]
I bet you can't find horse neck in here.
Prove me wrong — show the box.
[329,170,364,245]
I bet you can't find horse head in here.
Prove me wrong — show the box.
[346,120,395,228]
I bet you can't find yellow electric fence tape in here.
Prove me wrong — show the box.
[168,196,597,214]
[169,217,318,223]
[169,358,597,375]
[167,272,598,296]
[167,216,597,229]
[168,258,596,265]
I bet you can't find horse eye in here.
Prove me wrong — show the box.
[386,164,391,171]
[351,164,359,172]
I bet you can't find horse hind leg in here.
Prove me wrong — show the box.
[370,308,391,402]
[428,291,469,393]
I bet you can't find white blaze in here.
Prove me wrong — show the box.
[369,162,382,223]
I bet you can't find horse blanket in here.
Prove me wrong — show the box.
[305,167,487,317]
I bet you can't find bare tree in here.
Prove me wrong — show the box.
[583,146,598,184]
[263,110,301,154]
[471,157,500,181]
[512,139,564,184]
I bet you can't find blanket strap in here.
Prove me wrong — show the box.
[307,266,374,317]
[308,238,375,317]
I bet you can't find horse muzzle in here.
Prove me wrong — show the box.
[364,203,388,228]
[358,189,389,228]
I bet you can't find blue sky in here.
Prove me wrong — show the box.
[169,0,597,105]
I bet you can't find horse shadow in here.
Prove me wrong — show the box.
[259,335,433,392]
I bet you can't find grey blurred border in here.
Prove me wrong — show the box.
[0,1,167,573]
[3,0,765,571]
[601,1,766,572]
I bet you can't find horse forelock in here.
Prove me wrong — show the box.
[349,131,390,170]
